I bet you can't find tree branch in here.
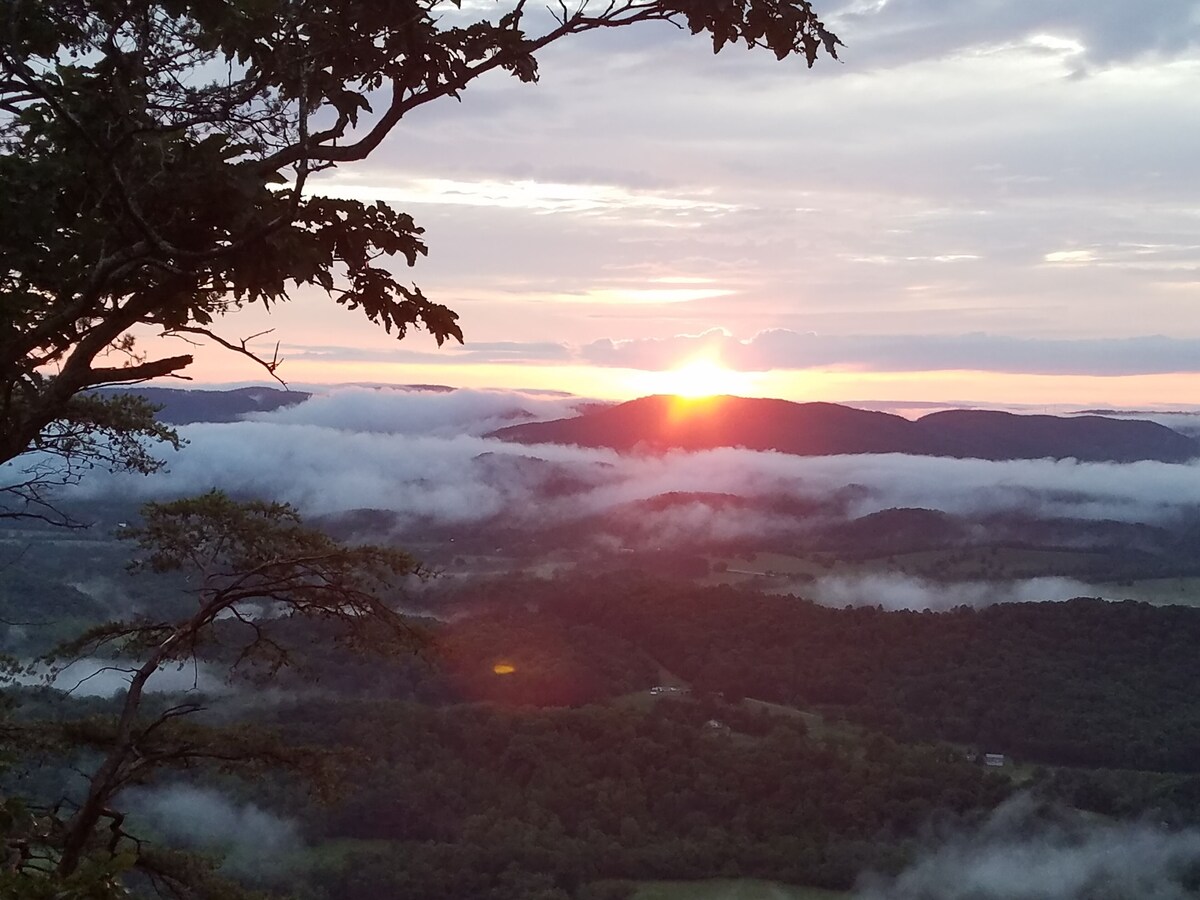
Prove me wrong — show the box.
[164,327,285,386]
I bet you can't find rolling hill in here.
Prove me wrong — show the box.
[489,395,1200,463]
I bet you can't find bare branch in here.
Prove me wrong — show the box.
[163,327,286,386]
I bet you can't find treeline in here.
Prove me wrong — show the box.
[454,574,1200,772]
[258,699,1008,900]
[17,570,1200,898]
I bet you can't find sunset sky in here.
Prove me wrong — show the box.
[180,0,1200,407]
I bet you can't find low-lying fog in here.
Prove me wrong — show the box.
[19,387,1200,610]
[9,657,229,697]
[55,388,1200,524]
[803,574,1102,612]
[856,794,1200,900]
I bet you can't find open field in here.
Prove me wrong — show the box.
[631,879,848,900]
[740,698,845,740]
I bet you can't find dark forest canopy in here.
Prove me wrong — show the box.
[0,0,839,521]
[451,574,1200,773]
[17,574,1200,898]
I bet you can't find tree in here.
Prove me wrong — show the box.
[2,490,424,896]
[0,1,841,891]
[0,0,840,516]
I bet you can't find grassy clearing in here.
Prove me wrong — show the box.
[702,552,842,589]
[630,878,848,900]
[740,698,842,739]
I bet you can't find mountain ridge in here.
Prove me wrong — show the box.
[488,394,1200,463]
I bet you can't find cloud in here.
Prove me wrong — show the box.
[123,784,299,875]
[244,386,589,437]
[581,329,1200,376]
[198,0,1200,381]
[283,341,577,366]
[56,388,1200,536]
[832,0,1200,70]
[278,331,1200,377]
[310,173,738,220]
[856,794,1200,899]
[806,573,1100,611]
[1043,249,1098,264]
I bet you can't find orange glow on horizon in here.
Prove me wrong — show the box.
[492,663,516,675]
[153,333,1200,410]
[626,356,766,399]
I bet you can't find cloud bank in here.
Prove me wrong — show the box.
[56,388,1200,538]
[245,386,588,436]
[857,795,1200,900]
[834,0,1200,70]
[579,329,1200,376]
[280,330,1200,377]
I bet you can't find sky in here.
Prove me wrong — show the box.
[176,0,1200,406]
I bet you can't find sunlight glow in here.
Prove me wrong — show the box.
[632,357,763,398]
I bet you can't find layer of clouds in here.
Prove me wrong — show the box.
[857,794,1200,899]
[279,330,1200,377]
[582,329,1200,376]
[55,389,1200,539]
[162,0,1200,406]
[245,386,588,437]
[833,0,1200,70]
[806,574,1100,611]
[286,0,1200,357]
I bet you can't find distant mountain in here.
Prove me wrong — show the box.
[911,409,1197,462]
[94,386,310,424]
[488,395,1200,463]
[819,508,968,555]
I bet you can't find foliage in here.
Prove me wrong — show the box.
[505,573,1200,773]
[0,0,840,512]
[20,565,1200,897]
[268,698,1006,899]
[1,392,180,524]
[2,491,423,892]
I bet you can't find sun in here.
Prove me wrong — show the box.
[644,357,756,399]
[669,359,735,397]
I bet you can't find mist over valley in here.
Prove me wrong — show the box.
[9,385,1200,900]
